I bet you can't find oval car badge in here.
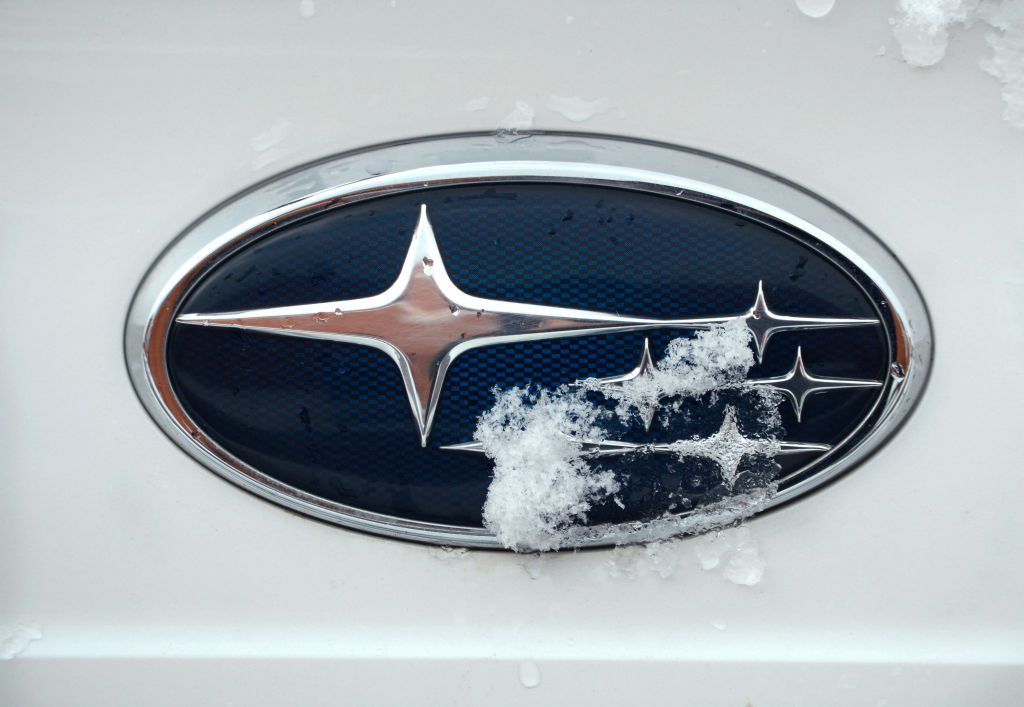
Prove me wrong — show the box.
[126,133,932,549]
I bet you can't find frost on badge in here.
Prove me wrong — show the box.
[474,320,786,552]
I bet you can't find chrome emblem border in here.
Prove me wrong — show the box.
[125,133,933,547]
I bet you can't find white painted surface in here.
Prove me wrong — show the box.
[1,1,1022,704]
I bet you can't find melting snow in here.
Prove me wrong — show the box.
[518,660,542,688]
[476,384,620,552]
[497,101,536,132]
[582,319,756,430]
[606,539,684,579]
[518,553,548,579]
[250,119,291,153]
[428,546,470,561]
[545,95,612,122]
[665,408,779,490]
[979,0,1024,126]
[890,0,1024,126]
[250,119,292,170]
[694,525,766,586]
[475,320,784,552]
[892,0,977,66]
[795,0,837,19]
[0,621,42,660]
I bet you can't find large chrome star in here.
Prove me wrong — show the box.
[178,206,878,445]
[179,206,731,445]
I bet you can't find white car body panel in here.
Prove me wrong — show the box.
[2,1,1022,704]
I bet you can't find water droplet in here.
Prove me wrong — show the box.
[891,362,906,379]
[518,660,541,688]
[449,304,460,315]
[363,159,391,176]
[476,310,483,318]
[795,0,835,18]
[315,312,329,323]
[283,317,294,329]
[334,308,343,315]
[422,257,434,267]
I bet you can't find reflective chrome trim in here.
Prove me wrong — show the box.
[443,439,648,459]
[442,439,834,458]
[125,132,933,549]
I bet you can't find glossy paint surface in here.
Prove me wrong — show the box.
[1,1,1022,704]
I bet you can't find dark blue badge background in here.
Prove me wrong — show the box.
[167,184,887,528]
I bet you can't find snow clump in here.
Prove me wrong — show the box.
[979,0,1024,125]
[892,0,979,66]
[475,320,783,552]
[476,384,620,552]
[889,0,1024,126]
[582,318,755,430]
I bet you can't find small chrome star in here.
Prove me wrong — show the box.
[751,346,882,422]
[743,281,875,363]
[588,337,661,431]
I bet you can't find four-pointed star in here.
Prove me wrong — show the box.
[178,205,879,445]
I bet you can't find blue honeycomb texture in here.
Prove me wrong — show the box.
[166,183,889,528]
